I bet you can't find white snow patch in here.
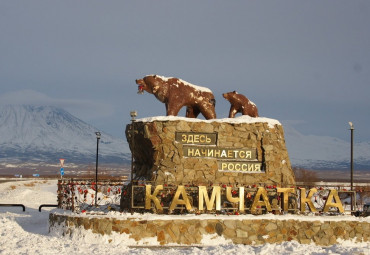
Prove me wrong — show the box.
[149,75,213,93]
[136,115,281,129]
[200,233,232,245]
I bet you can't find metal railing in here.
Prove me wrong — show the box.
[0,204,26,211]
[39,204,58,212]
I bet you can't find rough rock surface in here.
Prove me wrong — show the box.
[49,214,369,246]
[125,117,295,186]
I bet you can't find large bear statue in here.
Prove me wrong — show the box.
[223,91,259,118]
[136,75,216,119]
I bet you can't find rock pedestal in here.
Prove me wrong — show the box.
[49,214,369,246]
[125,116,295,186]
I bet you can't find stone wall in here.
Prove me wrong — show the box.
[125,116,295,186]
[49,213,369,246]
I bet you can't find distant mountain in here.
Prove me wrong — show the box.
[283,122,370,170]
[0,105,130,164]
[0,105,368,170]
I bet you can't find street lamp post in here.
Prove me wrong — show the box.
[348,122,354,212]
[95,131,101,206]
[130,111,137,210]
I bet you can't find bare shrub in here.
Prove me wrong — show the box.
[293,167,319,184]
[356,185,370,208]
[24,182,36,187]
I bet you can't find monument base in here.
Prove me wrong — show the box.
[126,116,295,186]
[49,212,368,246]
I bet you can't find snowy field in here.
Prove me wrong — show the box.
[0,179,369,255]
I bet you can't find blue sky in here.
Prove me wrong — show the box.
[1,1,369,142]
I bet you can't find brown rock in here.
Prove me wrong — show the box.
[334,227,345,236]
[223,228,236,238]
[300,238,311,245]
[157,230,165,245]
[236,229,248,238]
[265,222,277,232]
[179,223,189,233]
[205,224,216,234]
[305,229,315,239]
[165,224,178,243]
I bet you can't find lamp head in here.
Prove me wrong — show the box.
[130,110,137,120]
[348,122,354,130]
[95,131,101,139]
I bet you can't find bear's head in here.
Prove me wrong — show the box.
[222,91,238,101]
[135,75,162,94]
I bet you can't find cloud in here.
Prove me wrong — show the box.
[0,90,114,120]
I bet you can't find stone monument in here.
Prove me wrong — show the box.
[49,76,359,247]
[125,116,295,187]
[120,75,295,211]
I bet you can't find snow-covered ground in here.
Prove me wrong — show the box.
[0,179,369,255]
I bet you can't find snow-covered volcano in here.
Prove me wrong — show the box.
[0,105,130,164]
[283,122,370,170]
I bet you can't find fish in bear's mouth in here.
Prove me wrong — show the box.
[137,85,144,94]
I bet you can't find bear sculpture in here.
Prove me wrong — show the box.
[136,75,216,119]
[223,91,259,118]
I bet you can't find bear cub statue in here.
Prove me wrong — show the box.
[223,91,259,118]
[136,75,216,119]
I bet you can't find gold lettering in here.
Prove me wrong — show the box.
[194,149,201,157]
[235,163,241,171]
[145,185,163,212]
[199,186,221,211]
[245,150,252,159]
[323,190,344,213]
[199,135,206,143]
[277,188,295,212]
[186,135,194,143]
[228,163,234,171]
[169,185,193,211]
[187,148,195,157]
[214,150,221,158]
[226,187,245,212]
[194,134,199,143]
[181,134,187,143]
[251,187,272,214]
[255,164,261,171]
[221,163,228,170]
[242,163,248,171]
[239,150,245,159]
[299,188,317,213]
[207,149,214,157]
[206,136,212,143]
[220,150,227,158]
[201,149,207,157]
[248,164,254,171]
[227,150,233,158]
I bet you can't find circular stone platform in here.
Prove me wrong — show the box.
[49,212,369,246]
